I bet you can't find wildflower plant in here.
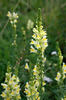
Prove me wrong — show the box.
[55,43,66,99]
[7,11,18,29]
[1,65,21,100]
[7,11,19,47]
[24,8,48,100]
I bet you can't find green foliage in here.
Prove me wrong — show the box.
[0,0,66,100]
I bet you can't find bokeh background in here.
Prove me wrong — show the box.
[0,0,66,100]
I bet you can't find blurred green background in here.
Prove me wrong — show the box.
[0,0,66,100]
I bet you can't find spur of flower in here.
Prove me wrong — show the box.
[1,72,21,100]
[7,11,18,28]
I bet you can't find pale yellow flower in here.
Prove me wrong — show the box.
[1,92,6,97]
[55,72,61,81]
[30,46,37,53]
[25,63,29,70]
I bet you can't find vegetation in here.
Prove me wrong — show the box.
[0,0,66,100]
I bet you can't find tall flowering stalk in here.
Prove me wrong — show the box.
[55,43,66,82]
[7,11,19,46]
[7,11,18,29]
[24,8,48,100]
[55,43,66,100]
[1,65,21,100]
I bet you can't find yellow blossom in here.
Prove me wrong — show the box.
[11,91,15,95]
[1,92,6,97]
[30,46,37,53]
[25,82,29,88]
[32,34,36,38]
[55,72,61,81]
[1,73,21,100]
[42,81,46,86]
[30,39,35,44]
[25,63,29,70]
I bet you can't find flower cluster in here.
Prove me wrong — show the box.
[24,63,46,99]
[1,73,21,100]
[7,11,18,28]
[27,19,34,30]
[30,24,48,55]
[33,65,46,91]
[24,63,40,100]
[24,81,40,100]
[25,9,48,100]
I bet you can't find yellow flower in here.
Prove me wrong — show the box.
[30,46,37,53]
[33,65,37,72]
[24,89,28,93]
[32,34,36,38]
[33,71,37,75]
[7,11,11,17]
[1,83,7,89]
[9,79,13,84]
[37,97,40,100]
[25,82,29,88]
[12,75,16,80]
[1,92,6,97]
[55,72,61,81]
[63,64,66,67]
[63,63,66,74]
[42,81,46,86]
[36,34,40,39]
[30,39,35,44]
[17,95,21,99]
[1,72,21,100]
[35,43,40,49]
[44,42,48,47]
[25,63,29,70]
[27,92,31,97]
[7,87,10,91]
[14,84,18,88]
[13,12,18,18]
[42,38,47,41]
[11,91,15,95]
[16,88,20,93]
